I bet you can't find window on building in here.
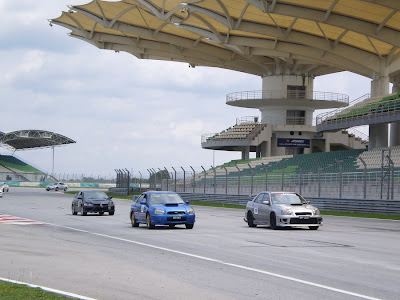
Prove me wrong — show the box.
[287,85,306,98]
[286,110,305,125]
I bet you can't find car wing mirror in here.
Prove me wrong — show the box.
[140,201,146,205]
[262,200,270,205]
[186,201,190,204]
[108,196,113,200]
[77,196,82,200]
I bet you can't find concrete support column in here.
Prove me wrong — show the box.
[242,146,250,160]
[390,122,400,147]
[370,74,390,149]
[369,123,389,149]
[371,75,390,98]
[390,78,400,147]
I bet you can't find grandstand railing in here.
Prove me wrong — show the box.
[316,93,370,124]
[316,96,400,129]
[226,90,349,104]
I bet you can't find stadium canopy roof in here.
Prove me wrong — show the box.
[51,0,400,79]
[0,130,76,150]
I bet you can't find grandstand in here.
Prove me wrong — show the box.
[0,130,75,182]
[52,1,400,199]
[0,155,45,182]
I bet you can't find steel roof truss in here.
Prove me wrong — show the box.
[367,36,382,59]
[184,3,233,29]
[375,9,397,35]
[322,0,338,22]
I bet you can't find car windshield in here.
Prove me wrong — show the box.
[271,193,305,205]
[84,191,108,200]
[148,193,184,205]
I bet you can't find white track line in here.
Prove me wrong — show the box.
[49,222,380,300]
[2,214,380,300]
[0,277,96,300]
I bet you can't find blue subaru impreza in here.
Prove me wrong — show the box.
[130,191,195,229]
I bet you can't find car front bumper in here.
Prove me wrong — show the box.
[83,205,115,213]
[150,214,195,225]
[276,215,323,227]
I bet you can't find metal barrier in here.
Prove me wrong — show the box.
[178,193,400,214]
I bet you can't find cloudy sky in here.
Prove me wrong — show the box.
[0,0,373,179]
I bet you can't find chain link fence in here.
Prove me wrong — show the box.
[146,164,399,200]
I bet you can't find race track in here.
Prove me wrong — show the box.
[0,188,399,300]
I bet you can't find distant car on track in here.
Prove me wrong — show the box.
[0,182,9,192]
[130,191,195,229]
[46,182,68,191]
[71,190,115,216]
[244,191,323,230]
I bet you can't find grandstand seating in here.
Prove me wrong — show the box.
[202,149,370,181]
[357,146,400,170]
[325,92,400,122]
[207,122,258,140]
[0,155,42,173]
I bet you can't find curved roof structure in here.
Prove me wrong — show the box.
[51,0,400,79]
[1,130,76,150]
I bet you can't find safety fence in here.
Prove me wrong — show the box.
[177,193,400,214]
[146,167,400,200]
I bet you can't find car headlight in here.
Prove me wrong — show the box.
[187,208,195,215]
[109,202,114,206]
[84,203,93,207]
[313,208,320,215]
[154,209,165,215]
[280,208,293,215]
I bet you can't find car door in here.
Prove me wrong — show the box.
[72,192,80,211]
[133,194,147,222]
[251,193,265,224]
[260,193,272,224]
[77,192,84,210]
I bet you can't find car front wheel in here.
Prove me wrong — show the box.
[131,213,139,227]
[81,206,87,216]
[247,211,257,227]
[185,224,194,229]
[309,226,319,230]
[72,204,77,215]
[146,214,155,229]
[270,212,278,230]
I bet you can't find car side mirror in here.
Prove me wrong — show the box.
[186,201,190,204]
[108,196,113,200]
[140,201,146,205]
[262,200,270,205]
[77,196,82,200]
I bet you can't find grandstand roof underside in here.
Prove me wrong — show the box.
[1,130,76,150]
[51,0,400,79]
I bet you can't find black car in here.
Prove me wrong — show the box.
[72,190,115,216]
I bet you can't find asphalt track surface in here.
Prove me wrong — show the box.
[0,188,399,300]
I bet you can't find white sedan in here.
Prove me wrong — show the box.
[0,182,9,193]
[244,191,323,230]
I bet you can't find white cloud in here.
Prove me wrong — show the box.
[0,1,374,177]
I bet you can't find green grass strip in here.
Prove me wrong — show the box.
[320,210,400,220]
[0,280,69,300]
